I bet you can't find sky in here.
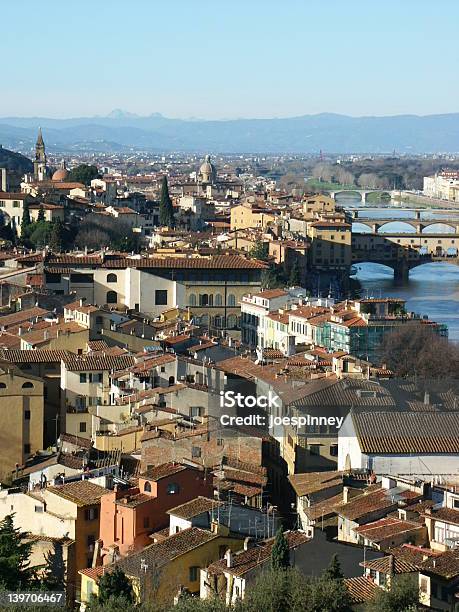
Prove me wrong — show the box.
[2,0,459,119]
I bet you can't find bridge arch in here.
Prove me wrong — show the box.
[377,220,417,233]
[421,222,458,234]
[333,190,365,202]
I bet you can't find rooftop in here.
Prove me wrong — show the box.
[167,496,221,520]
[46,480,108,507]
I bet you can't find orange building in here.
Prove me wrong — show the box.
[99,462,213,562]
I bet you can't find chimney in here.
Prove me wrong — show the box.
[18,326,22,337]
[424,391,430,405]
[224,549,233,568]
[343,486,350,504]
[388,554,395,576]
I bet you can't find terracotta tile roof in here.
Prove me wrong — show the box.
[361,555,419,574]
[167,496,221,520]
[303,493,343,521]
[46,480,107,507]
[424,507,459,526]
[87,340,110,351]
[20,321,86,346]
[62,354,135,372]
[207,531,310,577]
[0,307,49,329]
[79,566,106,581]
[0,349,70,363]
[288,471,343,498]
[0,333,21,349]
[141,462,187,481]
[60,433,92,449]
[344,576,381,604]
[420,549,459,579]
[119,527,218,577]
[353,517,425,544]
[352,411,459,454]
[336,487,413,522]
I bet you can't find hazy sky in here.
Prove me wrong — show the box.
[3,0,458,119]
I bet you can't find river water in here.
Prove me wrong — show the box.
[338,195,459,340]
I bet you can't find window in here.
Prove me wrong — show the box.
[155,290,168,305]
[330,444,338,457]
[189,293,197,307]
[0,382,5,389]
[144,481,152,493]
[107,273,117,283]
[228,294,236,307]
[215,294,222,306]
[192,446,201,458]
[70,273,94,284]
[167,483,180,495]
[34,505,43,513]
[80,373,87,383]
[199,293,209,306]
[24,444,31,454]
[84,508,99,521]
[79,422,87,433]
[24,410,31,420]
[22,382,33,389]
[106,290,117,304]
[189,566,199,582]
[217,438,224,446]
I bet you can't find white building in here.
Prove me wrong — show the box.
[338,410,459,477]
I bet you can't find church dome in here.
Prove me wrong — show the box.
[198,154,216,184]
[52,161,69,182]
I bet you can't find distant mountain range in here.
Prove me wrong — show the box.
[1,111,459,154]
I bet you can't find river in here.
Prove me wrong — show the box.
[337,194,459,341]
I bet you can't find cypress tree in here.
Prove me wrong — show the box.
[49,218,64,252]
[97,567,134,605]
[271,528,290,570]
[159,176,175,228]
[22,200,31,228]
[0,514,33,589]
[37,205,45,223]
[323,553,344,580]
[41,541,66,591]
[289,259,301,286]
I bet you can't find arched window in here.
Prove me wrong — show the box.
[168,376,175,386]
[227,315,237,329]
[189,293,197,307]
[215,294,222,306]
[22,382,34,389]
[199,294,209,306]
[208,294,214,306]
[201,314,209,326]
[106,290,117,304]
[144,481,151,492]
[107,273,117,283]
[214,315,222,328]
[228,294,236,307]
[0,382,6,389]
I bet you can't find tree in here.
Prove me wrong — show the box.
[0,514,33,590]
[249,240,269,261]
[271,528,290,570]
[96,567,134,606]
[159,176,175,228]
[41,541,66,591]
[37,205,45,223]
[381,326,459,379]
[288,259,301,286]
[29,222,52,249]
[68,164,100,186]
[367,574,419,612]
[261,265,284,290]
[49,219,64,252]
[21,200,31,229]
[322,554,344,580]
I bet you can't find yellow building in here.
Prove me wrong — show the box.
[306,220,352,272]
[230,203,277,231]
[302,194,337,218]
[79,526,244,607]
[0,360,44,480]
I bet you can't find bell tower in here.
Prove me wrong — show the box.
[33,127,47,181]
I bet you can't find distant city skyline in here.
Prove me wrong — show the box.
[2,0,459,119]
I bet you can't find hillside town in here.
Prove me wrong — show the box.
[0,129,456,612]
